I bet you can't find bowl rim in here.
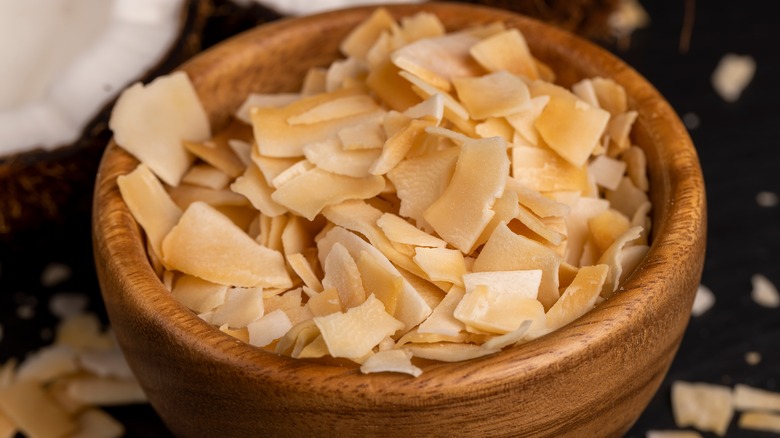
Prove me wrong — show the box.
[93,1,706,405]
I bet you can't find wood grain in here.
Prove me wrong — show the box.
[92,3,706,437]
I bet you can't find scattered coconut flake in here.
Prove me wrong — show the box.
[745,351,762,366]
[738,411,780,433]
[751,274,780,308]
[49,292,90,319]
[671,380,734,436]
[360,349,422,377]
[682,112,700,130]
[691,284,715,317]
[247,309,293,348]
[734,384,780,412]
[712,54,756,102]
[0,380,77,438]
[608,0,650,41]
[79,349,135,381]
[756,191,779,207]
[40,262,72,287]
[16,345,79,383]
[71,408,125,438]
[16,304,35,320]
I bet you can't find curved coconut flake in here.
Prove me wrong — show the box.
[480,320,534,350]
[391,31,483,91]
[303,137,382,178]
[287,253,323,292]
[504,178,570,218]
[211,287,265,329]
[534,89,610,168]
[511,146,589,193]
[366,58,422,112]
[314,294,404,359]
[624,145,649,192]
[403,94,445,124]
[397,70,470,122]
[171,275,228,314]
[504,95,550,147]
[230,164,287,217]
[514,204,566,246]
[591,77,628,116]
[475,189,521,248]
[280,216,313,255]
[545,264,609,331]
[360,349,422,377]
[370,119,435,176]
[606,110,638,155]
[251,86,382,158]
[167,184,249,210]
[424,136,509,253]
[597,226,643,297]
[306,288,341,317]
[453,71,531,120]
[182,164,231,190]
[0,0,185,155]
[474,222,561,310]
[588,208,631,255]
[340,7,397,60]
[588,154,627,191]
[271,168,385,221]
[469,29,539,80]
[110,71,210,186]
[413,247,467,286]
[571,79,599,108]
[377,212,447,248]
[247,309,293,348]
[117,163,182,262]
[325,58,368,93]
[250,152,300,186]
[161,201,291,288]
[618,244,649,284]
[182,140,245,180]
[322,243,367,311]
[356,251,404,316]
[403,341,498,362]
[317,226,432,333]
[562,196,609,266]
[235,93,300,124]
[454,284,546,335]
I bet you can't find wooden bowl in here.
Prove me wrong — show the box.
[93,3,706,437]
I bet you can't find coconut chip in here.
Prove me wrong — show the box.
[646,431,702,438]
[671,381,734,436]
[360,349,422,377]
[751,274,780,308]
[712,54,756,103]
[738,411,780,433]
[734,384,780,412]
[691,284,715,317]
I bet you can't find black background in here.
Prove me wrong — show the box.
[1,1,778,436]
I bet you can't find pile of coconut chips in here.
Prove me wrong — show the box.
[110,8,652,376]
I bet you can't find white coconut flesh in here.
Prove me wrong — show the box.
[0,0,185,156]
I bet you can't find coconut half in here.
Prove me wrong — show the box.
[0,0,209,238]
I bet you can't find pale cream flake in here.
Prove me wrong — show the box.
[671,381,734,436]
[691,284,715,317]
[712,53,756,102]
[751,274,780,308]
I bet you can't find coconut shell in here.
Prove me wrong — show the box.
[0,0,212,244]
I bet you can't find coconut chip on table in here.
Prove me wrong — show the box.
[0,309,145,438]
[110,8,653,376]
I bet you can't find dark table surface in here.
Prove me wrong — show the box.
[1,0,778,436]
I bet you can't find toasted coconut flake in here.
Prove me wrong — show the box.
[167,184,250,210]
[474,118,513,142]
[356,251,404,315]
[606,177,650,219]
[591,77,628,116]
[397,11,446,42]
[250,154,300,186]
[417,286,467,337]
[504,179,569,218]
[597,226,642,297]
[469,29,538,80]
[72,408,125,438]
[230,164,287,217]
[391,32,483,91]
[712,53,756,102]
[301,67,328,96]
[270,160,314,189]
[387,146,459,231]
[588,209,631,255]
[288,253,324,292]
[211,287,264,329]
[413,247,467,286]
[317,226,432,332]
[512,146,589,193]
[751,274,780,308]
[78,348,134,381]
[672,381,734,436]
[563,196,610,266]
[606,110,638,155]
[505,95,549,146]
[55,313,114,352]
[247,309,293,348]
[397,70,470,122]
[16,345,78,384]
[534,89,610,167]
[571,79,599,108]
[378,213,446,247]
[314,294,404,359]
[738,411,780,433]
[182,164,232,190]
[734,384,780,412]
[546,264,609,331]
[454,276,545,335]
[366,58,421,111]
[618,244,648,284]
[182,125,249,179]
[424,137,509,253]
[296,335,330,359]
[287,94,378,126]
[457,71,531,120]
[272,168,385,221]
[463,271,541,299]
[235,93,300,124]
[161,202,291,288]
[370,119,434,175]
[110,72,209,186]
[475,222,561,310]
[324,57,367,93]
[252,87,381,157]
[403,94,445,124]
[624,145,649,192]
[340,7,397,60]
[481,320,534,350]
[307,288,342,317]
[514,204,566,246]
[323,243,367,310]
[360,349,422,377]
[338,117,387,150]
[66,377,147,406]
[0,380,77,438]
[403,342,497,362]
[589,155,627,191]
[117,164,182,261]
